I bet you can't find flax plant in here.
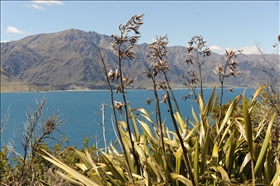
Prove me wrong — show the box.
[144,35,192,184]
[145,35,196,185]
[98,47,134,183]
[110,13,145,176]
[144,34,183,154]
[144,35,169,154]
[146,35,181,115]
[182,69,199,102]
[163,84,195,186]
[184,35,211,101]
[213,49,242,118]
[37,85,280,185]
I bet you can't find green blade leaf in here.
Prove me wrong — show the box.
[242,94,254,158]
[171,173,193,186]
[128,105,140,142]
[240,152,252,173]
[57,171,84,186]
[174,111,184,133]
[250,84,266,106]
[202,85,216,117]
[74,149,93,170]
[194,138,199,186]
[175,146,183,174]
[38,149,100,186]
[216,166,231,183]
[271,164,280,185]
[254,113,276,174]
[100,152,126,182]
[218,95,240,135]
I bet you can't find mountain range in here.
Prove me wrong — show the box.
[1,29,277,92]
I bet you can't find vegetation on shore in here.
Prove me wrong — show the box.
[1,14,280,185]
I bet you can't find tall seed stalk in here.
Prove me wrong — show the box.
[98,47,134,182]
[144,36,172,185]
[142,67,165,153]
[110,13,144,175]
[145,35,195,185]
[185,35,211,101]
[213,49,242,118]
[145,35,170,156]
[146,35,181,115]
[163,87,195,186]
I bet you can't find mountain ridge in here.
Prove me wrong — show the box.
[1,29,276,92]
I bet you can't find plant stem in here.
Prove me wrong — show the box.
[219,56,229,119]
[198,64,204,100]
[117,44,141,175]
[151,76,165,155]
[163,71,181,115]
[98,47,134,184]
[165,91,195,186]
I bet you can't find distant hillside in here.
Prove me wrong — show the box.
[1,29,277,91]
[1,68,43,92]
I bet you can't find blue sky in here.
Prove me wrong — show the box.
[1,1,279,54]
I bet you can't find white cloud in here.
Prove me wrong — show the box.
[209,45,222,51]
[32,0,64,6]
[31,4,45,10]
[1,40,8,43]
[225,46,261,55]
[6,26,25,34]
[210,45,261,55]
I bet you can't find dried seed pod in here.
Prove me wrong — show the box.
[186,58,193,64]
[107,69,115,80]
[230,69,235,77]
[126,80,133,86]
[115,69,120,80]
[123,74,129,83]
[110,13,144,62]
[114,101,124,113]
[213,64,223,75]
[235,71,241,75]
[182,94,190,101]
[160,92,168,104]
[146,98,152,105]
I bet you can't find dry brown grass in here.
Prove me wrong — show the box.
[1,72,39,92]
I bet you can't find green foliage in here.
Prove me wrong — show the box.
[37,86,280,185]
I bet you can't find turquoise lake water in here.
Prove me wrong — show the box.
[1,88,253,154]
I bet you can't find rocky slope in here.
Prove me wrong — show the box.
[1,29,277,91]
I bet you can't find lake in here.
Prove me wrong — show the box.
[1,88,253,155]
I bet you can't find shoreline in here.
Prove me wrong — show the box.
[1,86,258,94]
